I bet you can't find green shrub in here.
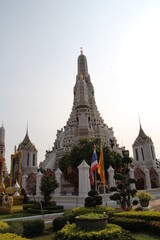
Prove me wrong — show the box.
[26,207,63,214]
[23,220,44,237]
[43,205,63,211]
[23,204,34,211]
[78,213,106,219]
[148,221,160,234]
[7,221,23,236]
[84,190,102,207]
[0,221,9,233]
[24,201,63,212]
[55,222,135,240]
[110,212,160,234]
[88,190,98,197]
[136,191,153,201]
[0,233,29,240]
[53,213,76,231]
[113,210,160,221]
[109,217,146,231]
[72,206,115,216]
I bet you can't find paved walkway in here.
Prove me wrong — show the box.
[3,212,64,224]
[149,199,160,211]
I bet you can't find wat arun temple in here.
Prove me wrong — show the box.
[40,49,160,191]
[1,49,159,195]
[41,49,125,170]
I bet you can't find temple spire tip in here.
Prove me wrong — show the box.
[138,114,142,129]
[26,120,28,135]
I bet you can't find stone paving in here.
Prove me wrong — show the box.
[150,199,160,211]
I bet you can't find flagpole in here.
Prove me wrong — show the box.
[95,169,97,191]
[104,180,107,206]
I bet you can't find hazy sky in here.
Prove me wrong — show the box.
[1,0,160,171]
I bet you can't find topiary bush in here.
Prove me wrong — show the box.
[55,222,135,240]
[23,219,44,237]
[110,151,138,209]
[84,190,102,207]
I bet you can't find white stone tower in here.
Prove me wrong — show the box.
[17,127,38,175]
[132,122,160,189]
[41,49,124,170]
[0,123,8,177]
[132,123,157,169]
[0,123,5,158]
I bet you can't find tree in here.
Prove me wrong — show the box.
[40,172,58,206]
[58,138,122,191]
[110,151,138,209]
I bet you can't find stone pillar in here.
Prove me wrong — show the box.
[22,174,27,191]
[55,168,62,196]
[129,167,136,189]
[143,167,151,190]
[36,171,43,196]
[78,160,90,196]
[155,169,160,188]
[108,166,115,189]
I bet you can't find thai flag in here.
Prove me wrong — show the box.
[90,146,99,185]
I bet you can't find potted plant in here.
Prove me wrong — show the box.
[75,212,108,230]
[137,191,153,208]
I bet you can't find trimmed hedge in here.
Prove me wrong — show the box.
[109,217,146,231]
[23,202,63,214]
[148,221,160,234]
[23,220,44,237]
[23,204,34,211]
[7,221,24,236]
[53,213,76,231]
[113,210,160,221]
[110,213,160,234]
[26,208,63,214]
[55,222,135,240]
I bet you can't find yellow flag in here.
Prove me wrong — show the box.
[98,144,105,185]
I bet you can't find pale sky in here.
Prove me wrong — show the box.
[1,0,160,171]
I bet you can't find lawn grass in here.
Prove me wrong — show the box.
[32,233,55,240]
[32,224,55,240]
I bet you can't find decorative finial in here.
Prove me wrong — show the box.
[80,47,83,55]
[26,120,28,135]
[138,114,142,129]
